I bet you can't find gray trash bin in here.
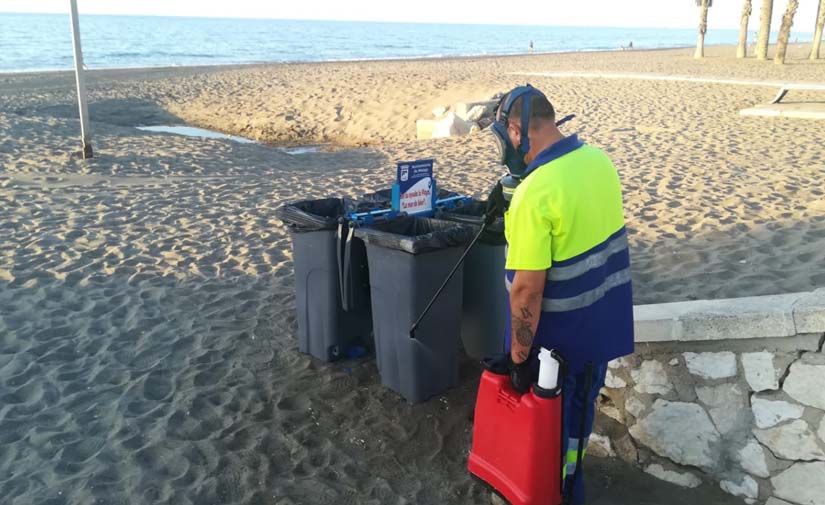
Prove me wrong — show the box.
[276,198,372,362]
[436,200,507,360]
[354,217,475,403]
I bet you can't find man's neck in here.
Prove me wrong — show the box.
[525,126,565,165]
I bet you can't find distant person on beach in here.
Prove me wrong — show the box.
[529,40,534,53]
[487,85,634,505]
[628,41,633,50]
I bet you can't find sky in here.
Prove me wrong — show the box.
[0,0,821,32]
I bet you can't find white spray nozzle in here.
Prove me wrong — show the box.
[537,347,560,390]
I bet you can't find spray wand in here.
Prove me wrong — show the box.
[409,217,491,339]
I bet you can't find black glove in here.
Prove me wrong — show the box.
[484,181,505,226]
[509,355,533,395]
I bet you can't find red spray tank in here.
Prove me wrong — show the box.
[468,349,563,505]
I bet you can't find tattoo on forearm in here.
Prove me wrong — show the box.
[514,314,534,348]
[512,290,539,358]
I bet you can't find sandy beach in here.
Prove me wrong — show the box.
[1,45,824,504]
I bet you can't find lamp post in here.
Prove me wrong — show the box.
[69,0,93,159]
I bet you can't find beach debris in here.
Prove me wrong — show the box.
[431,112,474,138]
[416,119,437,140]
[417,112,474,140]
[417,98,499,140]
[432,105,448,117]
[464,105,488,122]
[455,100,497,122]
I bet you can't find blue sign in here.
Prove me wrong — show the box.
[394,159,434,215]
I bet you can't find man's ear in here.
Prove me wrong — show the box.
[508,123,521,146]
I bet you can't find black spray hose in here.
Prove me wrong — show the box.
[409,219,488,339]
[556,114,576,127]
[563,362,594,504]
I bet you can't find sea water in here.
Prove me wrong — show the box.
[0,13,786,73]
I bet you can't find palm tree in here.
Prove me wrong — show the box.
[756,0,774,60]
[774,0,799,64]
[695,0,711,59]
[811,0,825,59]
[738,0,753,58]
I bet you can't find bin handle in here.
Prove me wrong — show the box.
[342,224,355,311]
[336,222,349,312]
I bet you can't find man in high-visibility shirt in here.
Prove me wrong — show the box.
[488,85,634,505]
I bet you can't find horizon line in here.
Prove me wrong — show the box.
[0,11,752,31]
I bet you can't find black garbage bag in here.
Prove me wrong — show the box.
[357,189,393,212]
[275,197,357,232]
[354,217,476,255]
[436,199,505,246]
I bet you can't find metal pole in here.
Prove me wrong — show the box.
[814,0,824,59]
[69,0,93,159]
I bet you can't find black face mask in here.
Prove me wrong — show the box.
[490,85,546,178]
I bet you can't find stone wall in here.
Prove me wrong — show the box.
[591,289,825,505]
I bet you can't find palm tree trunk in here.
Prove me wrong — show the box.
[756,0,774,60]
[695,0,710,59]
[737,0,753,58]
[811,0,825,59]
[774,0,799,64]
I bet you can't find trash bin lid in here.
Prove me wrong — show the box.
[275,197,358,232]
[353,217,476,254]
[436,199,505,245]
